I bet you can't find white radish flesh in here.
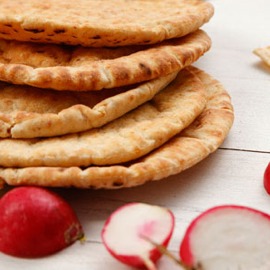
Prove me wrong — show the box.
[180,205,270,270]
[102,202,175,269]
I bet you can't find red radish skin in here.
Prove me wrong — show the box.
[0,186,84,258]
[102,202,175,270]
[263,162,270,194]
[179,205,270,269]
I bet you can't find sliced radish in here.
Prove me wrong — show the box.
[180,205,270,270]
[0,186,84,258]
[101,202,175,270]
[264,162,270,194]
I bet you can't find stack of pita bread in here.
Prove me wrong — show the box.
[0,0,234,189]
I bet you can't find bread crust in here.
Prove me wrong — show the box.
[0,0,214,47]
[0,72,177,138]
[0,30,211,90]
[0,68,234,189]
[0,68,207,167]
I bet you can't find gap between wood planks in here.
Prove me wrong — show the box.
[220,147,270,154]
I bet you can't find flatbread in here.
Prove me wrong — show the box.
[0,0,214,47]
[0,72,177,139]
[0,68,207,167]
[0,30,211,91]
[0,67,234,189]
[253,46,270,67]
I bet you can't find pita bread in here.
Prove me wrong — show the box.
[0,67,234,189]
[0,30,211,91]
[0,72,177,139]
[0,0,214,47]
[253,46,270,67]
[0,68,207,167]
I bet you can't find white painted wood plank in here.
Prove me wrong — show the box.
[195,0,270,151]
[0,149,269,270]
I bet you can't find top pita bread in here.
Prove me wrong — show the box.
[0,0,214,47]
[0,67,234,189]
[0,30,211,91]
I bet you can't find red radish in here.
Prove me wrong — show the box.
[0,186,84,258]
[263,162,270,194]
[101,202,175,270]
[180,205,270,270]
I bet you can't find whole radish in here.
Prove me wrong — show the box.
[263,162,270,194]
[101,202,175,270]
[0,186,84,258]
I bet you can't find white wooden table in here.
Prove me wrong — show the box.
[0,1,270,269]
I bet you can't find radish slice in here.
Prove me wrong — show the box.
[180,205,270,270]
[102,202,175,270]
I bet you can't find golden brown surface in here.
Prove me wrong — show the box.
[0,72,177,138]
[0,30,211,91]
[0,67,234,188]
[0,68,207,167]
[0,0,214,47]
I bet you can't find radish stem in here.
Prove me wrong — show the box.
[141,255,158,270]
[142,236,192,270]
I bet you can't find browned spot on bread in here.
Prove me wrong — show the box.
[92,35,101,40]
[112,181,124,187]
[24,28,45,34]
[54,29,66,34]
[139,63,152,76]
